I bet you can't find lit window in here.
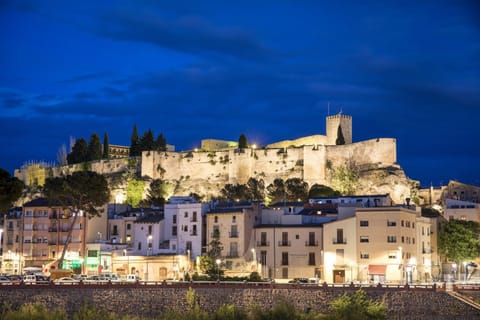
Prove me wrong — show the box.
[360,236,369,243]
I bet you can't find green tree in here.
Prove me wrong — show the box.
[246,177,266,201]
[336,125,346,145]
[139,129,155,152]
[329,160,359,195]
[43,171,110,269]
[285,178,309,202]
[220,183,249,202]
[129,124,140,157]
[201,228,224,279]
[87,133,102,161]
[329,289,386,320]
[126,178,145,208]
[438,219,480,278]
[103,132,110,159]
[67,138,88,164]
[0,168,24,214]
[155,133,167,151]
[309,184,341,198]
[238,134,248,149]
[266,178,286,204]
[146,179,169,206]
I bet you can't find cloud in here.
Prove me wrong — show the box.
[96,9,276,62]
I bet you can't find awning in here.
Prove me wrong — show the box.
[368,264,387,275]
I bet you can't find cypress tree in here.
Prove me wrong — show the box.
[87,133,103,161]
[238,134,248,149]
[130,124,140,156]
[103,132,110,159]
[336,125,345,145]
[67,138,88,164]
[140,129,155,152]
[155,133,167,151]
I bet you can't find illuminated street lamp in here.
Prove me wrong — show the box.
[124,249,129,274]
[146,235,153,281]
[216,259,221,281]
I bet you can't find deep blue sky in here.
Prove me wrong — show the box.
[1,0,479,187]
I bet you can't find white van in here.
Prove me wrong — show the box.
[23,274,37,284]
[122,274,140,283]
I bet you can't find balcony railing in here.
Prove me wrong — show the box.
[305,240,318,247]
[256,241,270,247]
[278,240,291,247]
[229,232,239,238]
[190,231,198,236]
[332,238,347,244]
[190,217,198,223]
[226,252,239,258]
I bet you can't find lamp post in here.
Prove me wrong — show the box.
[216,259,221,281]
[146,235,152,281]
[251,248,256,272]
[124,249,129,275]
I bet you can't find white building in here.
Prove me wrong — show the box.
[164,196,208,260]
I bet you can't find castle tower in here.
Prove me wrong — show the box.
[326,113,352,145]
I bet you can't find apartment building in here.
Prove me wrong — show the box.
[2,198,107,274]
[1,207,22,274]
[444,199,480,223]
[252,206,332,281]
[323,206,435,284]
[205,202,261,275]
[164,196,207,259]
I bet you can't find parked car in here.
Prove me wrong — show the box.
[72,274,88,281]
[121,274,140,283]
[288,278,309,284]
[0,276,12,285]
[7,275,23,284]
[54,277,80,284]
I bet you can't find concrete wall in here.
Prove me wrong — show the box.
[1,285,479,319]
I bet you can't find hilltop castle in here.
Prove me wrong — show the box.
[15,114,413,204]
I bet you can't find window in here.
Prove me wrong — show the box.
[360,236,369,243]
[387,236,397,243]
[308,252,316,265]
[401,220,404,227]
[387,220,396,227]
[184,211,188,218]
[186,241,192,252]
[360,252,369,259]
[172,226,177,236]
[401,236,405,243]
[148,225,152,235]
[126,235,131,242]
[127,223,131,230]
[336,228,344,244]
[214,216,218,223]
[281,232,289,246]
[230,225,238,238]
[192,225,197,236]
[213,225,219,237]
[360,220,369,227]
[281,252,289,265]
[112,225,118,235]
[192,211,197,222]
[232,216,236,223]
[138,242,142,250]
[173,215,177,224]
[388,252,397,259]
[260,232,267,246]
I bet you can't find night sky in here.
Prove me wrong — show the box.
[1,1,479,187]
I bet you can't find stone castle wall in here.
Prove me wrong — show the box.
[141,138,397,195]
[1,285,479,319]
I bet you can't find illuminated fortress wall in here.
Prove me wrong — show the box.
[141,138,397,198]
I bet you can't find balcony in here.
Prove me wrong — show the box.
[305,241,318,247]
[332,238,347,244]
[226,252,239,258]
[190,231,198,236]
[229,232,239,238]
[190,217,198,223]
[256,241,270,247]
[422,248,433,254]
[278,240,291,247]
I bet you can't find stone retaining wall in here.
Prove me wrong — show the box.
[1,285,479,319]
